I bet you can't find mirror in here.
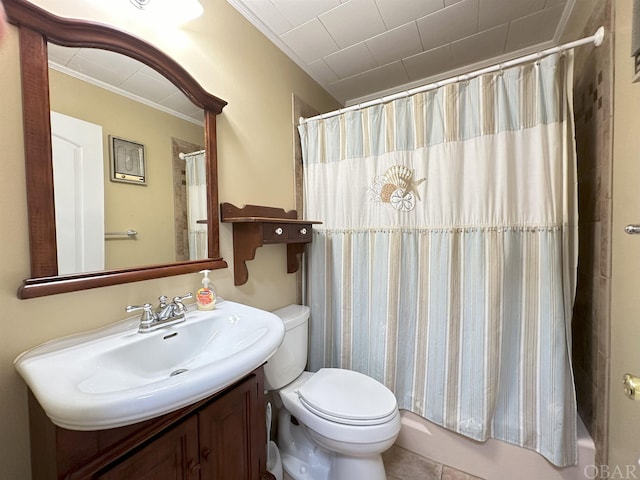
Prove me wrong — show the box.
[5,0,228,298]
[48,44,207,272]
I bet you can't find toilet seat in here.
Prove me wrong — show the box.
[296,368,397,426]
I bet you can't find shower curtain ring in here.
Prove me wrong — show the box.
[535,52,544,66]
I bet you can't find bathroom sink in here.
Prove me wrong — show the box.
[14,300,285,430]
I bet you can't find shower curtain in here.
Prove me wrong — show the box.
[298,53,578,467]
[185,152,208,259]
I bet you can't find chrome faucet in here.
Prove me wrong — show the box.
[126,293,193,333]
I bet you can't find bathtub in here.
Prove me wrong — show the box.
[395,410,595,480]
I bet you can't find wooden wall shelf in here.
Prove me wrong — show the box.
[220,203,321,286]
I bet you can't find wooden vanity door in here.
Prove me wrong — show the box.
[198,375,262,480]
[96,416,200,480]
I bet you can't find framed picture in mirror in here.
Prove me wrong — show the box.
[110,135,146,185]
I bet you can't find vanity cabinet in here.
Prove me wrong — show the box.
[28,367,270,480]
[96,416,199,480]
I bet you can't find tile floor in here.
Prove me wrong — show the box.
[282,444,484,480]
[383,445,484,480]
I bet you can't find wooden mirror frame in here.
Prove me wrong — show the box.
[5,0,228,299]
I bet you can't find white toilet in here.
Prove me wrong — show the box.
[265,305,401,480]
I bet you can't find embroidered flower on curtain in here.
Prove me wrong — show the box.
[368,165,426,212]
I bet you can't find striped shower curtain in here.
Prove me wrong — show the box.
[185,152,208,260]
[298,53,578,467]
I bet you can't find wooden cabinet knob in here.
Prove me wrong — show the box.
[201,448,212,461]
[188,460,201,474]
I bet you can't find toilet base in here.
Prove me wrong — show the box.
[279,410,331,480]
[278,410,387,480]
[330,454,386,479]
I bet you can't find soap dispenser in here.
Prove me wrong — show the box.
[196,269,216,310]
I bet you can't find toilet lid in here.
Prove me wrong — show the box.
[297,368,397,426]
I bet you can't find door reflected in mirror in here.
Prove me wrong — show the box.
[48,43,207,274]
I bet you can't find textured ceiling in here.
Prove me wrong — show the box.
[47,0,579,117]
[47,42,205,125]
[227,0,576,105]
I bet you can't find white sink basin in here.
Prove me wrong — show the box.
[14,300,285,430]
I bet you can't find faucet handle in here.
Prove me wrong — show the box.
[172,293,193,314]
[125,303,156,325]
[156,295,168,313]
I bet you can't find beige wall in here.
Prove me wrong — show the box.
[0,0,339,477]
[50,69,205,269]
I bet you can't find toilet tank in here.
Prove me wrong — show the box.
[264,304,310,390]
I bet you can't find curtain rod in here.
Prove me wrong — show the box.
[178,149,205,160]
[299,26,605,125]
